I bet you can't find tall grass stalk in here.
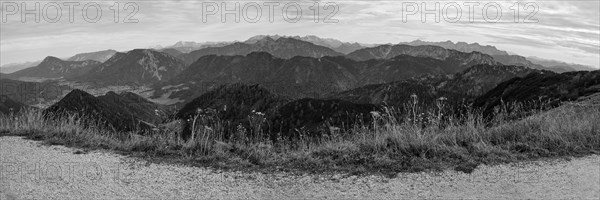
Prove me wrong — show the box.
[1,101,598,174]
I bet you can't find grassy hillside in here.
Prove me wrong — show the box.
[44,90,170,132]
[474,70,600,119]
[1,93,598,176]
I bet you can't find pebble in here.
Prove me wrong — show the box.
[0,136,598,199]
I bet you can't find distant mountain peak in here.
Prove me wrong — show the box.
[397,40,582,71]
[164,40,233,53]
[401,40,509,56]
[179,36,343,65]
[244,35,369,54]
[170,41,215,48]
[245,35,281,43]
[347,44,498,66]
[67,49,118,62]
[42,56,62,62]
[127,48,169,58]
[173,41,190,47]
[527,56,597,71]
[64,89,96,99]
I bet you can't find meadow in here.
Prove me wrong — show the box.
[1,97,598,176]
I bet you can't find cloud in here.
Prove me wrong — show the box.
[1,0,598,68]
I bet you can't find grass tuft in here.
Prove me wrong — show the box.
[1,101,598,176]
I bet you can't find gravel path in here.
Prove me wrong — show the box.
[1,136,599,199]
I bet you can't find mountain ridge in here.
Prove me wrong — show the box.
[178,37,343,65]
[398,39,588,72]
[8,56,101,79]
[527,56,597,71]
[401,40,509,56]
[346,44,499,71]
[45,89,168,132]
[331,64,540,107]
[245,35,372,54]
[153,51,499,104]
[72,49,186,86]
[473,70,600,117]
[67,49,118,62]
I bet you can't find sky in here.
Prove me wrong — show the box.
[1,0,599,68]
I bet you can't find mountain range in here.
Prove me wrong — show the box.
[239,36,596,72]
[152,49,500,104]
[398,40,597,72]
[245,35,371,54]
[401,40,509,56]
[346,44,498,69]
[72,49,186,86]
[331,64,539,107]
[527,56,597,72]
[4,35,596,84]
[159,41,232,53]
[23,65,599,138]
[3,35,598,130]
[174,68,599,137]
[3,35,597,80]
[178,37,343,65]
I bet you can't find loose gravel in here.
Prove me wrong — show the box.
[1,136,598,199]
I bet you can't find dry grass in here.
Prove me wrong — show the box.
[1,99,598,176]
